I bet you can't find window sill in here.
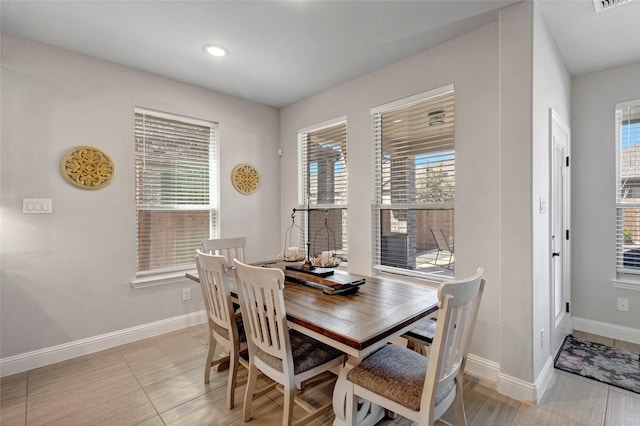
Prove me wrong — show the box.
[374,266,443,288]
[132,269,197,289]
[611,278,640,291]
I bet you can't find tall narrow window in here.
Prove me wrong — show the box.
[298,118,348,262]
[372,85,455,277]
[616,100,640,276]
[135,108,218,276]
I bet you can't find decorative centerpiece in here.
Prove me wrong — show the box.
[311,251,341,268]
[279,246,306,262]
[281,199,341,270]
[309,210,339,267]
[280,210,307,262]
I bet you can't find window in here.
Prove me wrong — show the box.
[616,100,640,277]
[298,118,348,262]
[134,108,218,277]
[372,85,455,277]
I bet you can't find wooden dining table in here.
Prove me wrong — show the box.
[187,261,439,426]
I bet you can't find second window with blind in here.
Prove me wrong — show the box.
[616,99,640,279]
[372,85,455,277]
[134,108,218,278]
[298,118,348,263]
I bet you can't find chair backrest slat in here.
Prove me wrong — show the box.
[447,305,467,371]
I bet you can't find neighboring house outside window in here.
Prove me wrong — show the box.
[616,100,640,279]
[372,85,455,278]
[134,108,218,281]
[297,118,348,263]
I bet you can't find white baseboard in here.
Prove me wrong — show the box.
[465,353,553,403]
[465,353,500,383]
[0,310,207,378]
[497,372,538,403]
[533,355,556,403]
[573,317,640,344]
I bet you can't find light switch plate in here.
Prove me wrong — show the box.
[23,198,52,214]
[539,196,547,214]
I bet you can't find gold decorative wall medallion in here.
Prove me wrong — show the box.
[60,146,115,189]
[231,163,260,195]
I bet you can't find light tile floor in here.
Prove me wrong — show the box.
[1,326,639,425]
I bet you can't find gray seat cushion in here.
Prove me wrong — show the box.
[256,329,343,375]
[404,318,436,344]
[346,343,455,412]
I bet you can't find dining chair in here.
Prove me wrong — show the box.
[233,259,345,426]
[201,236,247,263]
[344,268,485,425]
[195,250,248,409]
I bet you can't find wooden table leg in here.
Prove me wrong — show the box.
[332,357,385,426]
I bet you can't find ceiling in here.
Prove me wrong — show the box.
[1,0,639,108]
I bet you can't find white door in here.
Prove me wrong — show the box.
[550,109,571,354]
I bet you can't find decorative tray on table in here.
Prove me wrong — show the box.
[283,268,365,296]
[285,264,334,277]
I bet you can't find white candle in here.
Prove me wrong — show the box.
[321,251,331,265]
[287,247,299,258]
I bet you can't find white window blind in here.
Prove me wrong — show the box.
[616,100,640,275]
[135,108,218,275]
[298,118,348,261]
[372,85,455,276]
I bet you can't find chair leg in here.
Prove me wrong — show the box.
[243,364,259,421]
[421,344,431,357]
[282,387,295,426]
[406,338,431,356]
[451,381,467,426]
[226,350,240,409]
[406,339,416,351]
[204,334,217,383]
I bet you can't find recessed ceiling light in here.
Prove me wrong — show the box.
[204,45,228,57]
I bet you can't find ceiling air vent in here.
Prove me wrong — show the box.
[593,0,634,13]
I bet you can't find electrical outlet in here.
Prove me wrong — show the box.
[182,288,191,301]
[617,297,629,312]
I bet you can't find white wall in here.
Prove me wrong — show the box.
[281,22,503,365]
[572,62,640,332]
[531,3,572,379]
[497,1,535,384]
[0,34,282,359]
